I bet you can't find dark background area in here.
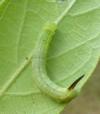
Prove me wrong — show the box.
[63,62,100,114]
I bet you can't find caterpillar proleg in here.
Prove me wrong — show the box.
[32,22,83,102]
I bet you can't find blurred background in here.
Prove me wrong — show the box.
[62,61,100,114]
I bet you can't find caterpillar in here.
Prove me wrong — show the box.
[32,22,84,102]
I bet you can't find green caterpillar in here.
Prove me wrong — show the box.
[32,22,84,102]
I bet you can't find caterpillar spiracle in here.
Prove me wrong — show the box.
[32,22,84,102]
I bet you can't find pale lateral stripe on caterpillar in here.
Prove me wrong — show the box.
[32,22,84,102]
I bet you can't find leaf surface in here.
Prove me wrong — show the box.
[0,0,100,114]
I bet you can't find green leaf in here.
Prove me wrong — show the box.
[0,0,100,114]
[0,0,5,5]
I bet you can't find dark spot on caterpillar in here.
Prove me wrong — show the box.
[68,75,84,90]
[25,57,28,60]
